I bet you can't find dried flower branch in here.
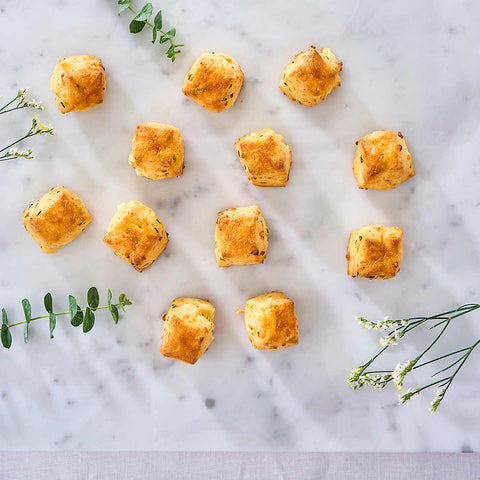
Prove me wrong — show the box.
[0,89,55,162]
[348,303,480,412]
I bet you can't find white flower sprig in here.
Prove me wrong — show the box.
[0,93,56,162]
[0,88,44,114]
[348,303,480,413]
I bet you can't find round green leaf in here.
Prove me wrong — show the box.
[87,287,99,311]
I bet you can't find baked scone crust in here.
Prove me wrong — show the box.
[22,186,92,254]
[103,200,168,272]
[244,291,299,350]
[160,297,215,365]
[214,205,268,267]
[353,131,415,190]
[346,225,403,279]
[182,52,244,112]
[235,128,292,187]
[279,46,342,106]
[50,55,106,113]
[128,122,184,180]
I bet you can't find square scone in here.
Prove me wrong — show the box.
[214,205,268,267]
[22,186,92,253]
[160,297,215,365]
[346,225,403,279]
[235,128,292,187]
[128,122,184,180]
[244,291,299,350]
[104,200,168,272]
[353,130,414,190]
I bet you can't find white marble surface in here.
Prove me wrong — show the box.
[1,0,480,451]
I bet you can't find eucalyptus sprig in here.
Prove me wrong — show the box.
[1,88,55,163]
[347,303,480,412]
[1,287,132,349]
[118,1,183,62]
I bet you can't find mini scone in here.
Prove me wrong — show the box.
[103,200,168,272]
[346,225,403,279]
[243,292,299,350]
[353,130,415,190]
[214,205,268,267]
[22,186,92,254]
[279,45,342,106]
[235,128,292,187]
[182,52,244,112]
[160,297,215,365]
[128,122,184,180]
[50,55,106,113]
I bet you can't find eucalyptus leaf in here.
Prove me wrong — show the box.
[49,312,56,339]
[87,287,99,311]
[107,289,113,309]
[1,308,7,326]
[83,307,95,333]
[1,324,12,349]
[134,3,153,21]
[153,10,162,30]
[118,0,131,14]
[22,298,31,343]
[71,307,84,327]
[130,19,147,34]
[68,295,77,320]
[109,304,119,325]
[159,29,176,44]
[44,292,53,313]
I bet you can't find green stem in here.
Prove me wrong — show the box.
[7,304,122,328]
[441,339,480,396]
[0,130,35,154]
[0,95,19,112]
[414,347,470,369]
[0,105,27,115]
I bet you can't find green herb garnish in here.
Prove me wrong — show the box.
[118,1,183,62]
[0,287,132,349]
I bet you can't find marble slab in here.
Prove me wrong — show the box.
[0,0,479,451]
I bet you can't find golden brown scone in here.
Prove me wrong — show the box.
[182,52,244,112]
[103,200,168,272]
[214,205,268,267]
[160,297,215,365]
[243,292,299,350]
[128,122,184,180]
[353,130,415,190]
[346,225,403,279]
[279,46,342,106]
[50,55,106,113]
[22,186,92,254]
[235,128,292,187]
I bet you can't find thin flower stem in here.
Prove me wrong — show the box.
[0,130,34,154]
[0,95,19,112]
[7,304,121,328]
[441,339,480,396]
[414,347,471,369]
[0,105,28,115]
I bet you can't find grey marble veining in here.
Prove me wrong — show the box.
[0,0,479,451]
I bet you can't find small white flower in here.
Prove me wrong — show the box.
[17,88,29,102]
[399,387,420,405]
[8,148,18,155]
[430,388,445,413]
[391,359,416,390]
